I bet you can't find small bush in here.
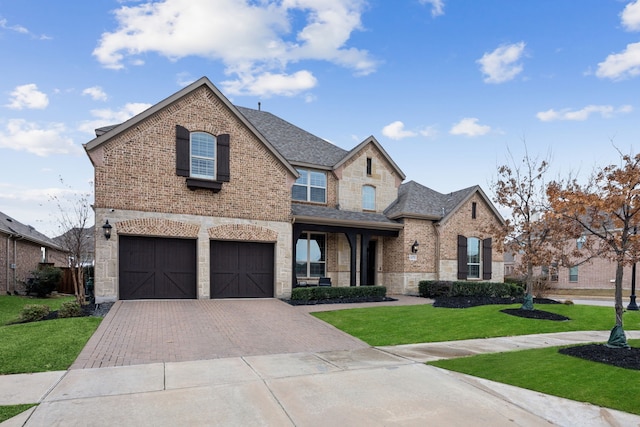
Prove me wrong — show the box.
[564,299,574,305]
[290,286,386,302]
[58,301,82,318]
[20,304,50,322]
[25,266,62,297]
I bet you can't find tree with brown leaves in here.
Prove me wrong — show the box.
[547,152,640,348]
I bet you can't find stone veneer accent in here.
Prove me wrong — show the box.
[117,218,200,238]
[208,224,278,242]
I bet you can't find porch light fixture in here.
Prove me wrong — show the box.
[411,240,419,253]
[102,220,112,240]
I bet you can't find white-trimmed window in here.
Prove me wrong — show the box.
[467,237,481,279]
[190,132,216,179]
[292,169,326,203]
[295,233,326,277]
[362,185,375,210]
[569,266,578,282]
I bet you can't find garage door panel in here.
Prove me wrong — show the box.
[119,236,196,300]
[210,241,274,298]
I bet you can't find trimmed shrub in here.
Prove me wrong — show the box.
[290,286,386,302]
[25,266,62,297]
[58,301,83,318]
[419,280,523,299]
[20,304,50,322]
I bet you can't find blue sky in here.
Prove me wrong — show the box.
[2,0,640,237]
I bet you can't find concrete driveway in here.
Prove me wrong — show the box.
[72,299,369,369]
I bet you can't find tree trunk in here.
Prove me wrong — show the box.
[521,262,535,310]
[71,267,86,305]
[614,262,624,327]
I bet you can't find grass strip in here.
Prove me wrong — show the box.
[429,339,640,415]
[312,303,640,346]
[0,404,37,423]
[0,317,101,374]
[0,295,75,325]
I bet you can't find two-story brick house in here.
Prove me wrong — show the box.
[85,77,504,303]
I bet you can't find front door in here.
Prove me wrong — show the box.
[366,240,376,286]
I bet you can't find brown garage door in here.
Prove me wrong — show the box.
[119,236,197,300]
[210,241,274,298]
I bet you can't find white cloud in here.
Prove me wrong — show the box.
[82,86,108,101]
[92,0,376,96]
[622,0,640,31]
[0,18,51,40]
[221,70,317,97]
[78,102,152,134]
[6,84,49,110]
[596,42,640,80]
[449,118,491,136]
[477,42,526,84]
[536,104,633,122]
[0,119,82,156]
[419,0,445,17]
[419,126,438,138]
[382,121,417,140]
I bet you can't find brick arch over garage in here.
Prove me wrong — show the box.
[208,224,278,242]
[117,218,200,238]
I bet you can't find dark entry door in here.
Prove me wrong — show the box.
[210,241,274,298]
[119,236,197,299]
[366,240,376,286]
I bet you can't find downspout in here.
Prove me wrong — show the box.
[432,222,440,280]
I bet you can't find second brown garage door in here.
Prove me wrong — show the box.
[210,241,274,298]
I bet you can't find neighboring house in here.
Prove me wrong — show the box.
[508,238,634,291]
[53,225,95,267]
[84,77,505,303]
[0,211,67,294]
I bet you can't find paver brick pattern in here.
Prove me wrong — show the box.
[71,299,368,369]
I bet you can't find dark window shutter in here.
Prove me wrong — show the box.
[457,235,468,280]
[482,238,492,280]
[176,125,190,177]
[216,133,230,182]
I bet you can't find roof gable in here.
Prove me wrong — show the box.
[84,77,298,177]
[334,136,406,180]
[384,181,504,225]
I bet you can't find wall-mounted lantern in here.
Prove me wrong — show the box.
[102,220,112,240]
[411,240,419,253]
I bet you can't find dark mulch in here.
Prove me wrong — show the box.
[433,296,560,309]
[560,344,640,370]
[29,302,114,323]
[500,308,570,321]
[286,296,397,306]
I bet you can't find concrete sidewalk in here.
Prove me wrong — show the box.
[3,331,640,426]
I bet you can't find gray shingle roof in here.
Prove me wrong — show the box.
[0,211,62,249]
[236,106,347,167]
[292,204,401,228]
[384,181,478,219]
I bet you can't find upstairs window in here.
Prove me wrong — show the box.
[176,125,230,191]
[472,202,477,219]
[293,169,326,203]
[362,185,375,210]
[366,157,372,176]
[190,132,216,179]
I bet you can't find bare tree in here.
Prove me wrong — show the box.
[51,178,94,305]
[548,152,640,348]
[490,146,562,309]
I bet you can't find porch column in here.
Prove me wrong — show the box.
[292,223,304,288]
[345,232,357,286]
[360,232,371,286]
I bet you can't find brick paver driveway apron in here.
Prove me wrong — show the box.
[72,299,368,369]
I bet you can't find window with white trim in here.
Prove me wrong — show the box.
[292,169,326,203]
[295,233,326,277]
[467,237,481,279]
[190,132,216,179]
[569,266,578,282]
[362,185,375,210]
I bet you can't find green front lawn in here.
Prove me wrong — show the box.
[312,303,640,346]
[0,296,101,375]
[429,339,640,416]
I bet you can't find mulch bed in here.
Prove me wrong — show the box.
[560,344,640,370]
